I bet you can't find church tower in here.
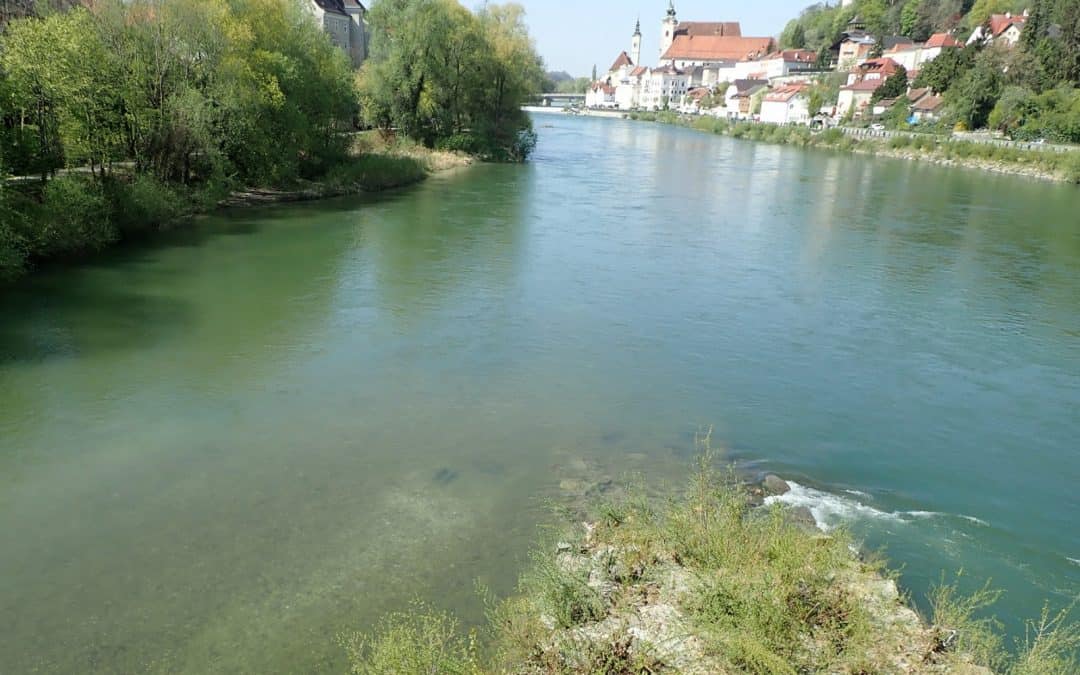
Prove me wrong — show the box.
[659,1,677,60]
[631,18,642,66]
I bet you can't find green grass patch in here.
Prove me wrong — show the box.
[323,154,428,192]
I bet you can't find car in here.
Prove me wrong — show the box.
[870,123,885,131]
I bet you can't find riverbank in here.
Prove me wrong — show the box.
[627,112,1080,184]
[221,137,473,208]
[0,141,472,282]
[343,454,1077,674]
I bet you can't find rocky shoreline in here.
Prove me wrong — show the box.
[532,456,993,674]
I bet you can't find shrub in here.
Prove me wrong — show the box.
[324,154,427,192]
[339,601,482,675]
[32,176,115,258]
[0,206,27,280]
[1062,152,1080,184]
[104,175,188,236]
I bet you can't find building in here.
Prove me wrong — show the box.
[641,64,690,110]
[760,84,811,125]
[836,58,902,119]
[884,32,962,71]
[909,89,945,121]
[724,79,769,120]
[833,16,877,70]
[756,50,819,79]
[656,2,773,69]
[586,82,617,108]
[308,0,368,67]
[968,12,1028,47]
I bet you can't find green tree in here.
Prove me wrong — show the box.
[872,65,909,103]
[947,50,1004,128]
[915,44,977,93]
[988,85,1036,134]
[358,0,542,160]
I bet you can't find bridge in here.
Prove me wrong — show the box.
[534,93,585,107]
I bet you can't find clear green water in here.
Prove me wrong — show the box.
[1,115,1078,672]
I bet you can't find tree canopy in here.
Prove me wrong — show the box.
[357,0,544,161]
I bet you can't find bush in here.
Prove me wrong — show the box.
[324,154,427,192]
[1062,152,1080,184]
[32,176,115,258]
[104,175,188,236]
[339,601,482,675]
[0,201,27,280]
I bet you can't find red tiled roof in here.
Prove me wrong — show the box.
[858,57,901,76]
[841,79,886,92]
[764,84,808,102]
[912,94,944,111]
[609,51,633,71]
[764,49,818,62]
[688,87,711,99]
[989,13,1026,37]
[907,87,931,102]
[925,32,961,48]
[662,35,775,62]
[630,66,648,77]
[590,82,615,95]
[675,22,742,38]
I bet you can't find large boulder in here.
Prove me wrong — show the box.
[763,474,791,496]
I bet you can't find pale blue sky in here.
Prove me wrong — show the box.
[508,0,813,76]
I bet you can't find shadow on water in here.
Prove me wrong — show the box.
[0,280,195,365]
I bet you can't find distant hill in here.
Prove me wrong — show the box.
[545,71,576,84]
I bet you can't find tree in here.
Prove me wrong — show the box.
[872,65,909,103]
[947,49,1004,128]
[915,44,977,93]
[358,0,542,160]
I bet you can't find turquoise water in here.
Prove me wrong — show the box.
[1,114,1078,672]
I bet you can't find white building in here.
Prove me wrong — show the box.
[308,0,368,67]
[968,12,1028,47]
[884,32,962,71]
[760,85,810,125]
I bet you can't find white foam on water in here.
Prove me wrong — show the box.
[843,489,871,498]
[1067,557,1080,567]
[764,481,904,532]
[764,481,990,532]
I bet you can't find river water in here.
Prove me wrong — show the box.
[1,114,1078,672]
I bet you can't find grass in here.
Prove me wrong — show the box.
[323,154,429,192]
[344,449,1079,673]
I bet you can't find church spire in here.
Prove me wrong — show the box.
[634,17,641,37]
[667,1,677,19]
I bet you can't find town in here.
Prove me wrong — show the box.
[581,1,1042,129]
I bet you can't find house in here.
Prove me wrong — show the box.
[640,64,690,110]
[909,89,945,121]
[756,49,819,79]
[836,58,902,119]
[724,79,769,119]
[885,32,962,70]
[308,0,367,67]
[585,82,617,108]
[968,12,1028,47]
[760,84,811,125]
[615,66,649,109]
[833,16,876,70]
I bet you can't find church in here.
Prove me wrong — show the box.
[586,2,777,111]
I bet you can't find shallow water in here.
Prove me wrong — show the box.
[1,114,1078,672]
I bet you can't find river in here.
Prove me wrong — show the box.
[1,114,1078,672]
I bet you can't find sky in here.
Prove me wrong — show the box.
[510,0,815,77]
